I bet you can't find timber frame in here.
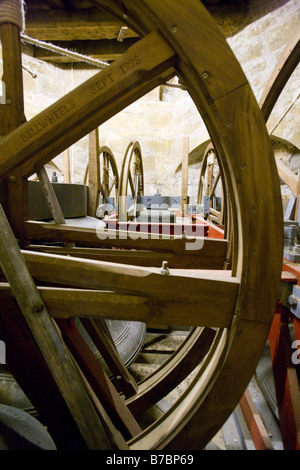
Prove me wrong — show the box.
[0,0,284,450]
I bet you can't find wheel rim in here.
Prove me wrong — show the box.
[98,146,119,206]
[118,141,144,222]
[0,0,283,450]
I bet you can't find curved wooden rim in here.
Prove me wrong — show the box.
[98,145,119,204]
[118,141,144,221]
[0,0,283,450]
[197,142,225,226]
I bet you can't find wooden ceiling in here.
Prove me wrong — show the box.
[22,0,250,64]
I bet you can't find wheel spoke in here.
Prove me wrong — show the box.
[25,221,229,269]
[210,170,220,198]
[108,176,117,196]
[13,250,240,329]
[128,170,135,196]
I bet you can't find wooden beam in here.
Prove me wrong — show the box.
[24,4,248,43]
[15,249,240,328]
[260,28,300,122]
[88,129,100,217]
[0,205,111,450]
[0,273,235,329]
[239,388,274,450]
[181,136,189,216]
[80,318,138,397]
[276,158,300,197]
[55,318,142,440]
[0,31,176,180]
[0,23,28,246]
[36,166,75,247]
[24,221,228,269]
[36,166,66,224]
[24,8,139,41]
[33,38,140,63]
[27,242,228,269]
[21,65,175,177]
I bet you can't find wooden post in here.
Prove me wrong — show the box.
[36,166,75,247]
[181,136,189,216]
[63,148,71,183]
[0,22,28,246]
[81,318,138,397]
[37,166,66,224]
[0,204,111,450]
[88,129,100,216]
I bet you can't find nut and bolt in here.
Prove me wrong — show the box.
[161,260,170,275]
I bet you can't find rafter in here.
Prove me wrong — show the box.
[32,38,139,62]
[24,8,139,41]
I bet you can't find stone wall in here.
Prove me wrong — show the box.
[227,0,299,212]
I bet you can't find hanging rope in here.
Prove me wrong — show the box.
[0,0,25,31]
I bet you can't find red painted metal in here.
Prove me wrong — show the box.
[239,389,273,450]
[269,309,300,450]
[192,214,225,239]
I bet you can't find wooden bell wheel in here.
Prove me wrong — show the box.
[118,141,144,222]
[197,143,225,226]
[98,146,119,206]
[84,144,119,216]
[0,0,283,450]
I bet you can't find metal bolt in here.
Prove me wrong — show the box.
[172,25,177,33]
[9,175,17,183]
[161,260,170,275]
[6,98,12,105]
[241,164,247,170]
[202,71,209,79]
[32,304,44,314]
[226,121,232,127]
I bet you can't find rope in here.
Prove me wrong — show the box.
[0,0,25,31]
[21,34,110,69]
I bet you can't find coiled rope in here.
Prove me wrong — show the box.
[0,0,25,31]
